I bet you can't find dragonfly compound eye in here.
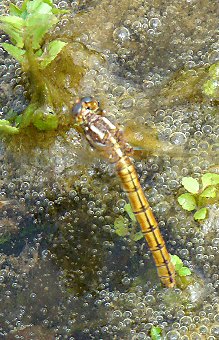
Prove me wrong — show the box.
[72,97,100,122]
[72,102,83,116]
[81,96,94,104]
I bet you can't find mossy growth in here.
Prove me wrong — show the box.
[178,173,219,221]
[202,61,219,101]
[0,0,86,135]
[160,63,219,105]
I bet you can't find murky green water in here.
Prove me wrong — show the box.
[0,0,218,339]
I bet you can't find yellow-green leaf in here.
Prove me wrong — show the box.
[27,0,52,15]
[194,207,208,220]
[0,15,24,29]
[201,173,219,189]
[124,203,136,222]
[26,13,57,50]
[1,43,26,64]
[114,216,129,237]
[200,185,217,198]
[39,40,67,69]
[132,231,143,241]
[9,3,22,16]
[32,109,58,131]
[0,119,19,134]
[35,49,43,57]
[177,193,197,211]
[178,267,192,276]
[150,326,162,340]
[170,254,183,271]
[21,0,29,11]
[18,103,39,128]
[182,177,199,194]
[0,24,24,48]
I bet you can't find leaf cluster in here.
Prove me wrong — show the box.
[0,0,69,134]
[0,0,68,69]
[170,254,192,277]
[113,203,144,241]
[177,173,219,220]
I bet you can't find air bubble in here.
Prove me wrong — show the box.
[202,124,213,134]
[170,132,187,145]
[166,330,181,339]
[149,18,161,29]
[113,27,130,42]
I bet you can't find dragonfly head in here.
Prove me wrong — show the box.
[72,97,100,124]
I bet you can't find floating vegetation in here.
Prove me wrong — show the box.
[178,173,219,220]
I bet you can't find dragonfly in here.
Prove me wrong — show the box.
[72,97,175,288]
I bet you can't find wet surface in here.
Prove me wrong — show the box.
[0,0,219,338]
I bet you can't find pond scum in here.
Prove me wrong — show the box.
[0,0,219,339]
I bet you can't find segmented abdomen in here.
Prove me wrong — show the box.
[116,155,175,288]
[72,97,175,288]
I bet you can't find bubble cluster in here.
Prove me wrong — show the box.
[0,0,219,338]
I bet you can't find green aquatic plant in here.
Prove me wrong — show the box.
[0,0,68,134]
[170,254,191,277]
[113,203,143,241]
[150,326,162,340]
[202,61,219,100]
[177,173,219,221]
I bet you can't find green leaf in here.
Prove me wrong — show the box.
[0,15,24,29]
[114,216,126,229]
[201,173,219,190]
[182,177,199,194]
[0,24,24,48]
[203,79,219,98]
[52,8,70,15]
[35,48,43,57]
[170,254,183,268]
[200,185,217,198]
[1,43,26,63]
[39,40,67,69]
[32,109,59,131]
[43,0,55,6]
[114,225,129,237]
[209,62,219,79]
[21,0,30,12]
[194,207,208,221]
[150,326,162,340]
[171,255,191,276]
[177,193,197,211]
[114,216,129,237]
[9,4,22,16]
[0,119,19,134]
[26,13,57,50]
[124,203,136,222]
[178,267,192,276]
[27,0,53,15]
[132,231,144,241]
[18,103,39,128]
